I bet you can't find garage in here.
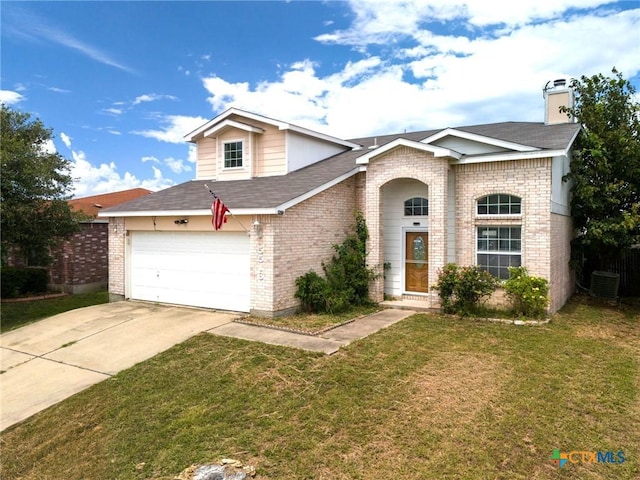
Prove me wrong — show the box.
[129,231,250,312]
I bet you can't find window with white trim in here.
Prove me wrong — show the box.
[404,197,428,216]
[477,194,521,215]
[477,226,521,279]
[224,141,243,168]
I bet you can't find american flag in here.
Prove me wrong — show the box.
[211,197,230,230]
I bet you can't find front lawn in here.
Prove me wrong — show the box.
[0,290,109,332]
[1,295,638,479]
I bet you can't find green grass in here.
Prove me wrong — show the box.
[1,294,638,479]
[0,290,109,332]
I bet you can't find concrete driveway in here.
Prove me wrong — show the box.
[0,301,235,431]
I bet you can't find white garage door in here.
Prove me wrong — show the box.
[130,231,250,312]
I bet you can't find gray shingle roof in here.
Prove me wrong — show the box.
[102,121,580,214]
[101,149,363,213]
[349,121,580,151]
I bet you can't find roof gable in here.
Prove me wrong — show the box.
[421,128,539,155]
[356,138,460,165]
[203,119,265,137]
[185,107,358,149]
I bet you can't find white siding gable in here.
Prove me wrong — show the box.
[287,131,349,172]
[551,154,571,215]
[430,136,511,155]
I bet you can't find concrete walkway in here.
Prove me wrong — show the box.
[1,302,416,431]
[211,308,416,354]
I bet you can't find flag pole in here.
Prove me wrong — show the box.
[204,184,251,234]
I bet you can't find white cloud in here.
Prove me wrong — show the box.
[0,90,25,105]
[70,149,174,197]
[164,157,192,174]
[131,114,209,143]
[48,86,70,93]
[188,144,197,164]
[133,93,177,105]
[142,153,192,173]
[103,107,123,115]
[4,6,135,74]
[60,132,72,149]
[315,0,610,46]
[41,139,57,155]
[201,3,640,137]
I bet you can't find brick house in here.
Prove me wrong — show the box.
[48,189,151,293]
[101,81,580,316]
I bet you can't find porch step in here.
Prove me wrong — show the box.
[380,297,439,313]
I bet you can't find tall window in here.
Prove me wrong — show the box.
[476,193,522,279]
[477,226,522,279]
[477,194,521,215]
[404,197,429,216]
[224,141,243,168]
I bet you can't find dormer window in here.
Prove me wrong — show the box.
[404,197,428,216]
[224,141,243,168]
[477,194,521,215]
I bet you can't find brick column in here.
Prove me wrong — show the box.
[365,182,384,302]
[108,217,126,302]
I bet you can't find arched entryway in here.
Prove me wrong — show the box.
[381,178,430,298]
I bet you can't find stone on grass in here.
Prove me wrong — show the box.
[176,460,255,480]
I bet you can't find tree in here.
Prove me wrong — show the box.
[1,104,79,266]
[562,69,640,274]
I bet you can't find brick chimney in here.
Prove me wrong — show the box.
[543,78,575,125]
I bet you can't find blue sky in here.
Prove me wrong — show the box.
[2,1,639,197]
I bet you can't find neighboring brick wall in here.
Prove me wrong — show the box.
[250,177,357,316]
[549,212,575,312]
[108,217,126,300]
[365,147,450,306]
[49,222,108,293]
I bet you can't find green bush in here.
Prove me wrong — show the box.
[295,212,377,314]
[1,266,48,298]
[295,271,331,313]
[504,266,549,318]
[433,264,499,316]
[432,263,459,313]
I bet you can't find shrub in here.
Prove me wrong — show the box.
[504,266,549,318]
[295,271,331,313]
[1,266,48,298]
[295,212,377,314]
[433,263,459,313]
[433,264,499,316]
